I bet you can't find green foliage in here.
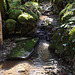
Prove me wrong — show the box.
[7,38,38,57]
[24,1,41,16]
[68,0,75,3]
[25,1,39,8]
[59,2,75,24]
[51,0,75,12]
[61,11,73,21]
[6,19,16,31]
[9,8,23,19]
[69,27,75,39]
[59,3,73,16]
[50,1,75,60]
[10,0,21,7]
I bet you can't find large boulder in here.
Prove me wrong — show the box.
[18,12,38,25]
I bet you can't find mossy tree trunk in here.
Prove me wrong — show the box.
[0,0,5,18]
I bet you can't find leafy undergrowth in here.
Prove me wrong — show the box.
[7,38,38,58]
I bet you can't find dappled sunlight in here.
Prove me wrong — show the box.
[43,42,49,47]
[0,61,31,75]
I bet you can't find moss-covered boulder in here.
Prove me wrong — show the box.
[9,9,23,19]
[7,38,38,58]
[6,19,16,31]
[18,12,38,25]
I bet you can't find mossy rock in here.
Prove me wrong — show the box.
[9,8,23,19]
[27,11,38,21]
[18,12,35,25]
[7,38,38,58]
[6,19,16,31]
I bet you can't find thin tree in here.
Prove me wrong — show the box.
[5,0,10,11]
[0,0,5,18]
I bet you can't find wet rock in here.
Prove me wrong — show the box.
[39,33,44,39]
[43,66,55,69]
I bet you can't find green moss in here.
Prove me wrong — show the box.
[28,11,38,21]
[6,19,16,31]
[69,27,75,40]
[18,13,35,24]
[24,1,41,16]
[9,9,23,19]
[7,38,38,57]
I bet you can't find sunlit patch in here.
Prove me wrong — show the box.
[44,18,53,22]
[43,42,49,47]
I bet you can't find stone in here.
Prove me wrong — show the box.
[43,66,55,70]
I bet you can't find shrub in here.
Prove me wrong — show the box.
[6,19,16,31]
[9,9,23,19]
[61,11,73,21]
[59,2,75,24]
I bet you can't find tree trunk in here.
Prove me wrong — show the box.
[0,12,3,48]
[0,0,5,18]
[21,0,24,4]
[5,0,10,11]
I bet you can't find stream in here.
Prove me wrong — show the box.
[0,1,72,75]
